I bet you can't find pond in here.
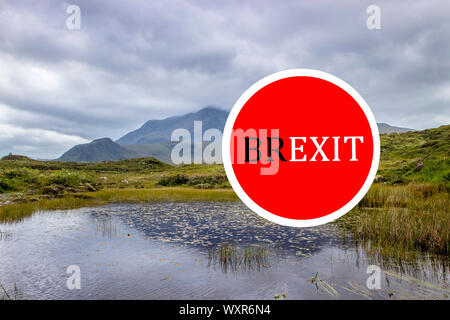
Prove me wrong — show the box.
[0,202,448,299]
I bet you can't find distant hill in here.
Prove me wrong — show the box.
[58,106,417,163]
[59,138,133,162]
[1,154,31,161]
[377,123,414,134]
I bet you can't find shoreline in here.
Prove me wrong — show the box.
[0,187,238,223]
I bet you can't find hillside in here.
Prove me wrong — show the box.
[59,138,133,162]
[0,156,172,194]
[377,123,414,134]
[0,157,171,173]
[122,143,172,163]
[377,125,449,184]
[1,154,31,161]
[116,106,228,145]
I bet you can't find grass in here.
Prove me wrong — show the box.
[0,156,236,223]
[0,282,22,300]
[0,188,238,223]
[208,243,271,272]
[311,272,340,298]
[312,270,449,299]
[377,125,449,184]
[337,183,449,256]
[0,157,229,194]
[90,187,237,202]
[0,197,103,222]
[383,270,450,294]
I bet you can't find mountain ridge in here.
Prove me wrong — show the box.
[116,106,228,145]
[59,107,416,163]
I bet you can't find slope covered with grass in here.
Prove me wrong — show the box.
[378,125,449,185]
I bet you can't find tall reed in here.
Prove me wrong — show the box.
[338,183,449,256]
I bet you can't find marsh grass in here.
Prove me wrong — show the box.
[0,282,22,300]
[0,188,238,222]
[0,197,103,222]
[383,270,450,295]
[90,188,238,203]
[0,230,12,239]
[341,280,374,299]
[338,183,449,256]
[311,272,340,298]
[208,243,271,273]
[312,270,449,300]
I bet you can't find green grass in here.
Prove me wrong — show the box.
[90,187,237,203]
[335,125,449,258]
[0,187,238,222]
[377,125,449,185]
[0,156,235,222]
[337,183,449,256]
[0,197,104,222]
[0,156,228,194]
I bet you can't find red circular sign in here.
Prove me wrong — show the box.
[223,69,380,227]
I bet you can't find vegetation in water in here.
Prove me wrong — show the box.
[337,183,449,256]
[0,282,22,300]
[208,243,271,273]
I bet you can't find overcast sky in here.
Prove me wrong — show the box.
[0,0,449,159]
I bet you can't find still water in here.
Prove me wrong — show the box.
[0,202,448,299]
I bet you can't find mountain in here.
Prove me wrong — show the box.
[122,143,172,163]
[58,107,227,163]
[59,138,132,162]
[58,106,416,163]
[377,123,414,134]
[115,106,412,144]
[116,106,228,145]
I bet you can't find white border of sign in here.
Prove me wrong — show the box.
[222,69,380,228]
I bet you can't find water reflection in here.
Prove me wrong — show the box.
[99,202,341,256]
[0,202,448,300]
[95,218,117,239]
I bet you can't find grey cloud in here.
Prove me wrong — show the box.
[0,0,449,158]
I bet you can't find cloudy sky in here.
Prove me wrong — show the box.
[0,0,449,159]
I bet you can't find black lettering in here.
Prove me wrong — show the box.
[267,137,287,162]
[245,137,261,162]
